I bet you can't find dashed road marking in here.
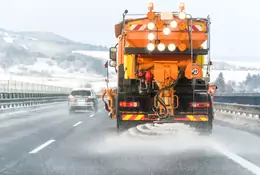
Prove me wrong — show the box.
[212,144,260,175]
[73,121,82,127]
[29,139,56,154]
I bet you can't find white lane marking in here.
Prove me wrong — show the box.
[212,144,260,175]
[29,139,56,154]
[73,121,82,127]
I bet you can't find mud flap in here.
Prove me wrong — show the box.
[104,102,109,112]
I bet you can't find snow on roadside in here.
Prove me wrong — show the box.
[3,36,14,43]
[20,44,29,50]
[73,50,260,83]
[72,50,108,60]
[213,59,260,69]
[215,111,260,128]
[72,50,117,75]
[211,70,260,82]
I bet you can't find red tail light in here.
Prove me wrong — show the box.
[120,101,140,107]
[138,71,144,77]
[190,102,210,108]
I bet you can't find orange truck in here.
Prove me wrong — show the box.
[103,2,214,134]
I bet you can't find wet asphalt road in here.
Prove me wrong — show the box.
[0,102,260,175]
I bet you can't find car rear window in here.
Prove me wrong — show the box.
[71,90,91,96]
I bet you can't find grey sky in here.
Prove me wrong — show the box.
[0,0,259,60]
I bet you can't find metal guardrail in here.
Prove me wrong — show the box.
[214,102,260,118]
[0,93,68,111]
[0,80,72,93]
[1,80,259,115]
[214,94,260,105]
[215,93,260,97]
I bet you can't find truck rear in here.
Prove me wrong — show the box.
[103,2,214,134]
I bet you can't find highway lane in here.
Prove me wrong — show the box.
[0,102,99,173]
[0,103,260,174]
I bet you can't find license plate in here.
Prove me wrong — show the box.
[77,101,86,105]
[77,99,85,102]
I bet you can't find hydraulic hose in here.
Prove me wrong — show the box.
[155,71,182,118]
[101,90,109,112]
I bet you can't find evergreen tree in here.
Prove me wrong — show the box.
[215,72,225,92]
[246,73,252,84]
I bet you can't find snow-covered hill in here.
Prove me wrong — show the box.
[0,27,259,91]
[0,28,107,56]
[210,60,260,83]
[0,28,109,83]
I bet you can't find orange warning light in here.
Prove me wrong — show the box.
[178,22,186,30]
[148,2,154,11]
[179,3,185,11]
[178,43,187,51]
[147,11,155,20]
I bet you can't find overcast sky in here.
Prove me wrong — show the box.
[0,0,259,61]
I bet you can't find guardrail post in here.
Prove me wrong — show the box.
[14,80,16,93]
[21,82,23,93]
[7,80,10,93]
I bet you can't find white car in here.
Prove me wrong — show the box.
[68,88,98,113]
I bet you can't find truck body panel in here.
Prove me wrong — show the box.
[102,3,215,134]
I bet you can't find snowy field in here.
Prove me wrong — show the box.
[0,50,259,94]
[80,50,260,83]
[1,28,259,91]
[213,59,260,69]
[210,70,260,82]
[72,50,108,60]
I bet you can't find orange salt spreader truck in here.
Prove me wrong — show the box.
[102,2,216,134]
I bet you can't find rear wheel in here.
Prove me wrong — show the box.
[117,121,129,134]
[199,122,212,135]
[116,120,121,134]
[117,121,132,134]
[196,116,213,135]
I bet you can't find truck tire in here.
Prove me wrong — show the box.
[117,121,131,133]
[117,121,126,134]
[197,115,213,135]
[117,121,124,134]
[200,121,212,135]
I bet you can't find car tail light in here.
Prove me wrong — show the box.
[190,102,210,108]
[120,101,140,107]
